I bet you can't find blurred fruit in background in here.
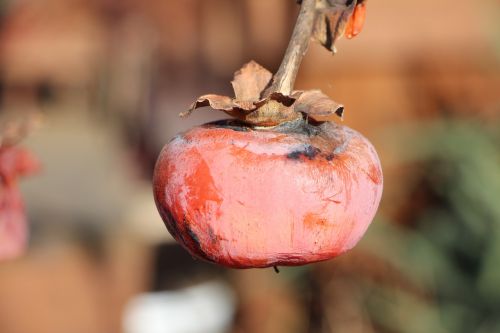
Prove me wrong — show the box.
[0,115,40,260]
[0,144,39,260]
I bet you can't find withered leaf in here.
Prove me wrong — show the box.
[293,90,344,122]
[231,61,273,102]
[181,94,255,118]
[184,62,276,122]
[313,0,357,53]
[183,62,344,126]
[183,61,301,126]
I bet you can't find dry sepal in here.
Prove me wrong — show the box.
[182,61,344,127]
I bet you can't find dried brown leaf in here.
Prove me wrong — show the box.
[231,61,273,102]
[183,59,344,126]
[292,90,344,122]
[182,62,276,123]
[313,0,357,53]
[181,94,255,118]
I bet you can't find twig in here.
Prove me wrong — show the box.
[263,0,317,97]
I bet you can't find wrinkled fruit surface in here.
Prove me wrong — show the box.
[153,119,382,268]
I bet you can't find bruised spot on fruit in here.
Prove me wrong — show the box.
[287,144,321,160]
[186,224,200,248]
[325,153,335,161]
[183,218,212,261]
[303,212,330,229]
[367,163,383,185]
[207,224,226,245]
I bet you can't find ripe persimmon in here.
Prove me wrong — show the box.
[153,119,382,268]
[153,0,381,268]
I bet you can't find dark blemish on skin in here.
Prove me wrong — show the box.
[187,226,200,246]
[287,145,321,160]
[367,164,383,185]
[287,151,302,160]
[303,146,321,159]
[183,218,211,261]
[273,116,320,136]
[207,225,217,245]
[326,154,335,161]
[273,266,280,274]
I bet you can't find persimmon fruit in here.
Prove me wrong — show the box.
[152,0,380,268]
[0,145,39,260]
[153,119,382,268]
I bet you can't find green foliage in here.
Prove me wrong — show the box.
[361,119,500,333]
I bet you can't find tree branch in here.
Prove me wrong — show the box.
[263,0,317,97]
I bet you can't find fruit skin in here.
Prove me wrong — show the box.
[0,146,39,260]
[153,119,382,268]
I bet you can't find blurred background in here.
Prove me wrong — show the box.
[0,0,499,332]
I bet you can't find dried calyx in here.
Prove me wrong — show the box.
[182,61,344,127]
[182,0,367,127]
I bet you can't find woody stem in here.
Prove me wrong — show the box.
[263,0,317,97]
